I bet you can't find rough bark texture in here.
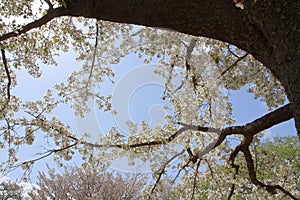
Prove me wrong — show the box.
[62,0,299,136]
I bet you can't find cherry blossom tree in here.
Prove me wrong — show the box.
[0,0,299,199]
[0,180,24,200]
[29,166,146,200]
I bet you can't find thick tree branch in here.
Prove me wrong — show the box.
[75,104,292,156]
[80,123,220,149]
[203,104,293,160]
[222,103,293,137]
[224,104,297,199]
[64,0,271,65]
[0,7,66,42]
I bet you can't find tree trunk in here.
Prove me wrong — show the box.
[64,0,299,136]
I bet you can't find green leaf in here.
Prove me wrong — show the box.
[214,56,220,64]
[62,1,68,8]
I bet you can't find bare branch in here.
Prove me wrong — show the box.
[172,160,191,183]
[227,160,239,200]
[85,21,99,92]
[221,53,248,76]
[150,149,185,196]
[191,159,201,200]
[226,43,239,58]
[185,38,197,72]
[0,7,66,42]
[177,122,221,133]
[43,0,53,9]
[0,46,11,103]
[81,124,214,149]
[14,142,78,169]
[4,141,79,179]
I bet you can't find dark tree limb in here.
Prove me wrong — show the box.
[0,46,11,103]
[84,21,99,94]
[227,163,239,200]
[149,149,185,197]
[0,7,67,42]
[241,146,298,200]
[43,0,54,9]
[74,104,292,155]
[9,142,78,176]
[185,38,197,72]
[172,160,191,183]
[225,110,298,200]
[191,159,201,200]
[227,145,241,200]
[221,53,249,76]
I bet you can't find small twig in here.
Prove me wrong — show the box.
[174,80,184,93]
[8,142,78,177]
[87,21,99,84]
[150,149,185,197]
[43,0,53,9]
[191,159,201,200]
[149,169,164,198]
[163,54,179,97]
[162,62,175,97]
[227,162,239,200]
[172,160,191,183]
[21,142,78,166]
[5,119,11,147]
[221,53,248,76]
[226,44,239,58]
[0,46,11,103]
